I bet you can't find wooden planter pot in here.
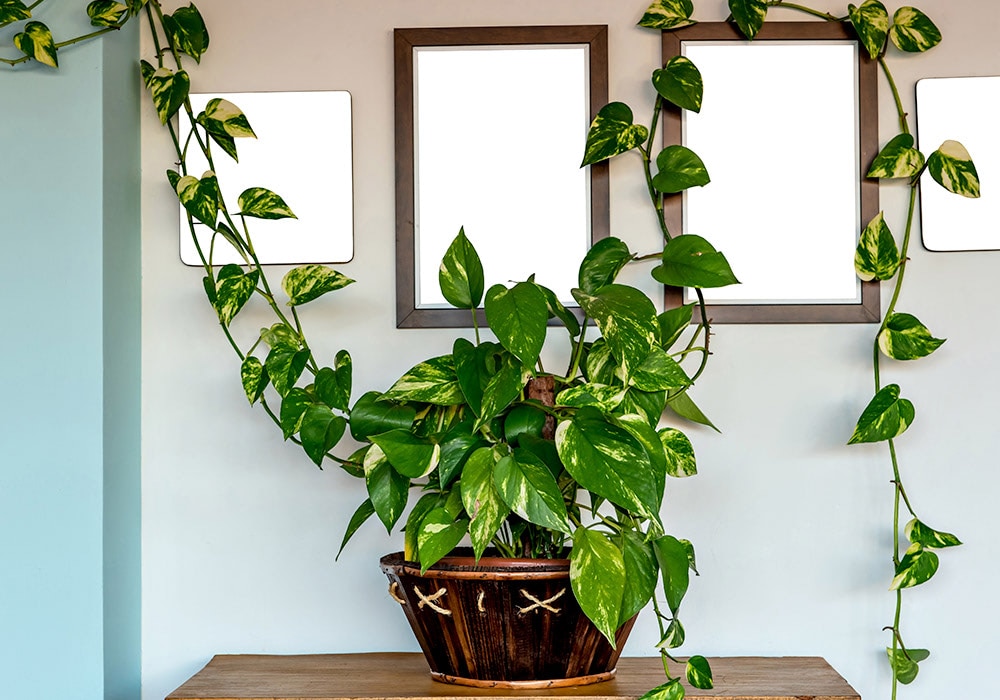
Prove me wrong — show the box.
[379,551,636,688]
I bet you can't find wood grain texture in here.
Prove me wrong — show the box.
[165,653,861,700]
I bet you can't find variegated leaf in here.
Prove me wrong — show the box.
[867,133,925,179]
[485,282,549,368]
[847,384,914,444]
[87,0,128,27]
[403,493,437,561]
[652,234,739,289]
[475,356,530,430]
[890,7,941,53]
[849,0,889,59]
[238,187,297,219]
[461,447,510,559]
[631,347,691,392]
[686,656,714,690]
[578,237,632,294]
[638,0,695,30]
[573,285,658,378]
[890,542,939,589]
[659,427,696,477]
[582,102,649,166]
[315,351,353,412]
[176,172,219,226]
[278,388,312,439]
[886,647,930,685]
[570,528,626,646]
[556,383,626,411]
[637,680,685,700]
[240,355,267,405]
[493,450,572,534]
[878,312,945,361]
[260,323,301,351]
[537,282,580,337]
[265,346,310,397]
[162,3,209,63]
[203,98,256,138]
[212,264,258,326]
[855,212,900,282]
[657,619,685,649]
[652,56,703,113]
[905,518,962,548]
[653,534,689,614]
[146,67,190,125]
[381,355,465,405]
[0,0,31,28]
[416,508,468,573]
[282,264,354,306]
[728,0,767,40]
[614,414,667,502]
[13,21,57,68]
[619,530,657,626]
[369,429,440,479]
[652,145,710,193]
[927,140,980,198]
[364,444,409,533]
[439,227,485,309]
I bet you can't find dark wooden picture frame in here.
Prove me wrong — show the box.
[662,22,880,324]
[394,25,609,328]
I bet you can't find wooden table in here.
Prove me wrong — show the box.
[166,652,860,700]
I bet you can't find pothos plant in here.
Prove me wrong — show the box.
[640,1,976,699]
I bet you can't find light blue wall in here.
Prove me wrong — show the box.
[0,5,139,699]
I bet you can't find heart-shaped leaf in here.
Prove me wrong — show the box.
[570,528,626,645]
[666,389,717,431]
[631,347,691,392]
[176,172,219,226]
[582,102,649,166]
[686,656,714,690]
[364,445,410,533]
[659,427,697,477]
[890,7,941,53]
[536,282,580,338]
[886,647,930,685]
[282,264,354,306]
[556,383,626,411]
[212,264,258,325]
[416,508,469,573]
[240,355,268,405]
[238,187,297,219]
[573,285,659,377]
[145,66,190,124]
[890,543,939,589]
[637,680,685,700]
[652,234,739,289]
[657,619,686,650]
[578,237,632,294]
[867,133,925,179]
[847,383,914,444]
[0,0,31,28]
[461,448,511,559]
[728,0,767,39]
[653,534,690,615]
[658,304,694,350]
[265,347,310,397]
[878,312,945,360]
[855,212,900,282]
[299,405,347,466]
[381,355,465,405]
[619,530,657,626]
[14,21,57,67]
[436,421,483,488]
[905,519,962,548]
[485,281,548,368]
[927,140,980,198]
[278,388,312,439]
[87,0,128,27]
[494,450,572,534]
[202,98,256,139]
[652,145,711,193]
[638,0,695,30]
[162,3,210,63]
[476,356,530,431]
[370,429,440,479]
[349,391,415,441]
[315,350,352,412]
[439,226,484,309]
[652,56,703,113]
[849,0,889,59]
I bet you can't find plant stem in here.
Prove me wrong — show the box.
[766,1,846,21]
[879,58,911,136]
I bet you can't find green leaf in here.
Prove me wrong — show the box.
[638,0,695,30]
[452,338,492,415]
[927,140,980,198]
[686,656,714,690]
[573,285,659,377]
[265,347,310,397]
[282,264,353,306]
[485,282,549,368]
[666,389,718,431]
[260,323,300,351]
[878,313,945,361]
[570,528,626,646]
[476,356,530,430]
[439,227,485,309]
[437,421,482,488]
[125,0,147,16]
[582,102,649,166]
[336,499,375,560]
[653,534,690,615]
[504,405,548,444]
[146,67,190,124]
[13,21,57,67]
[556,383,626,412]
[493,450,572,534]
[886,647,930,685]
[0,0,31,28]
[584,339,616,385]
[350,391,415,441]
[203,98,256,138]
[416,509,469,572]
[403,493,438,561]
[619,530,658,626]
[299,405,346,466]
[652,56,703,113]
[890,543,939,589]
[87,0,128,27]
[657,619,686,649]
[636,680,685,700]
[278,388,312,439]
[238,187,297,219]
[364,445,410,533]
[214,222,247,255]
[855,212,900,282]
[315,351,352,412]
[614,414,667,502]
[848,384,914,444]
[381,355,465,405]
[176,172,219,226]
[556,408,662,524]
[211,264,258,325]
[890,7,941,52]
[849,0,889,59]
[652,235,739,289]
[162,3,210,63]
[906,519,962,549]
[537,283,581,338]
[578,237,633,294]
[164,167,181,191]
[240,356,268,405]
[658,304,694,350]
[369,430,440,479]
[659,427,697,478]
[867,133,925,179]
[632,347,691,392]
[652,146,710,194]
[461,448,511,559]
[728,0,767,39]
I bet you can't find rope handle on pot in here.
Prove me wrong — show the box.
[388,581,406,605]
[518,587,565,614]
[414,585,451,616]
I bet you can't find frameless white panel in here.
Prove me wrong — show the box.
[917,76,1000,252]
[413,46,591,307]
[681,42,861,304]
[180,91,354,266]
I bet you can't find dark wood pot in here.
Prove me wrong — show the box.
[379,550,637,688]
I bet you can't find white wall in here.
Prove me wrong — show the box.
[141,1,1000,698]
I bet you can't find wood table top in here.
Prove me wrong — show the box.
[165,652,860,700]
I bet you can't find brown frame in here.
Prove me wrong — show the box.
[662,22,880,324]
[394,25,610,328]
